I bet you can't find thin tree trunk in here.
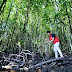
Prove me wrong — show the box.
[23,3,29,33]
[4,1,13,30]
[59,19,68,42]
[0,0,7,11]
[23,17,28,33]
[1,2,7,14]
[65,2,72,35]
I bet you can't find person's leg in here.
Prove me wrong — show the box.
[55,51,58,58]
[54,44,58,58]
[56,42,63,57]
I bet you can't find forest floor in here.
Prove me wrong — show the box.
[0,51,72,72]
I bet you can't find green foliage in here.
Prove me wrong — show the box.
[0,0,72,54]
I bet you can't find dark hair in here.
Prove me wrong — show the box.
[47,31,50,33]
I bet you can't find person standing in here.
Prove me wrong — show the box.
[46,31,63,58]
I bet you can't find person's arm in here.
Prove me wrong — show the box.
[49,37,54,42]
[49,34,55,43]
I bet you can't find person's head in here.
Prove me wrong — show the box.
[47,31,51,36]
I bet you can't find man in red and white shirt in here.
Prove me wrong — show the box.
[46,31,63,58]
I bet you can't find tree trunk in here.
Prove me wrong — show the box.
[1,2,7,14]
[5,1,13,30]
[23,4,29,33]
[65,2,72,35]
[0,0,7,11]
